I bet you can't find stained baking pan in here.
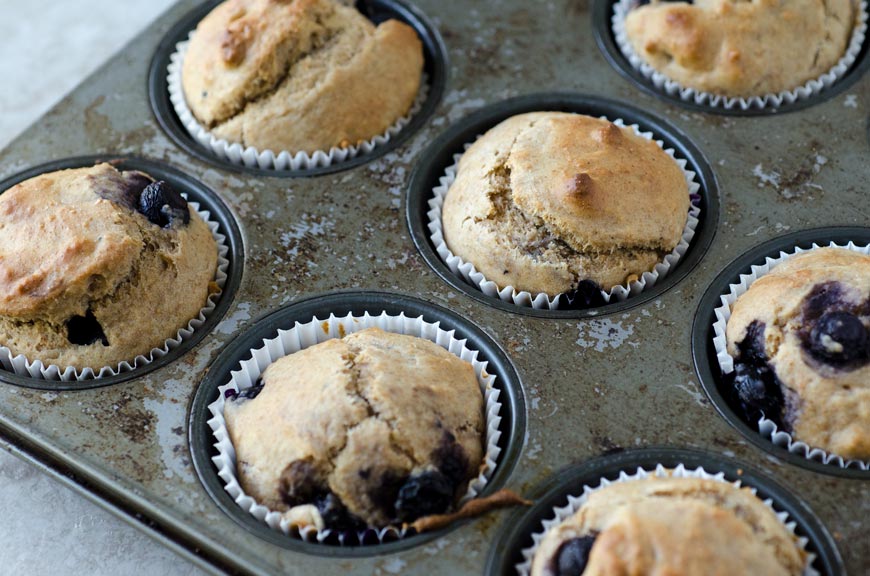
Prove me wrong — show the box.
[0,0,867,574]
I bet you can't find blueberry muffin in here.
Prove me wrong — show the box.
[531,476,806,576]
[181,0,423,153]
[726,248,870,460]
[0,163,218,370]
[441,112,689,300]
[223,327,485,531]
[624,0,855,98]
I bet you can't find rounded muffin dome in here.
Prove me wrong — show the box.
[441,112,689,296]
[0,163,218,370]
[223,327,485,530]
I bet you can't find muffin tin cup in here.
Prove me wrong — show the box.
[167,35,430,171]
[0,155,243,391]
[693,227,870,479]
[595,0,870,115]
[189,291,525,556]
[486,448,843,576]
[149,0,448,177]
[426,115,701,311]
[407,92,719,318]
[711,239,870,471]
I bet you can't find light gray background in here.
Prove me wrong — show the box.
[0,1,206,573]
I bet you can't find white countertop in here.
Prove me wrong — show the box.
[0,1,206,573]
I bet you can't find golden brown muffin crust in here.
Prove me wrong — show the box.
[181,0,423,152]
[624,0,856,97]
[224,328,485,528]
[441,112,689,294]
[726,248,870,460]
[531,476,806,576]
[0,163,218,370]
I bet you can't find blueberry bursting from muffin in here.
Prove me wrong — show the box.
[66,177,191,346]
[730,281,870,430]
[228,375,478,530]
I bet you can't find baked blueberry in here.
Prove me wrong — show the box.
[279,458,323,507]
[808,311,868,364]
[433,429,470,486]
[394,470,455,522]
[66,309,109,347]
[314,492,366,532]
[233,378,265,401]
[138,180,190,228]
[563,280,606,310]
[731,321,785,425]
[553,535,597,576]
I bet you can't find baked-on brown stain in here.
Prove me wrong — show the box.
[408,489,531,533]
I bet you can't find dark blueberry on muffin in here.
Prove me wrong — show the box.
[394,470,455,523]
[554,536,597,575]
[66,309,109,347]
[563,280,606,310]
[807,311,868,365]
[138,180,191,228]
[731,321,786,427]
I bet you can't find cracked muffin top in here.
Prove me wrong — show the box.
[726,248,870,460]
[441,112,689,296]
[0,163,218,370]
[181,0,423,153]
[624,0,855,98]
[530,476,806,576]
[223,327,485,531]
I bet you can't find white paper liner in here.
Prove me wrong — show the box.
[206,311,504,545]
[515,464,818,576]
[712,240,870,471]
[427,117,701,310]
[0,198,230,381]
[612,0,869,111]
[167,33,429,171]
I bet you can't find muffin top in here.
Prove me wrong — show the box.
[531,476,806,576]
[0,163,218,370]
[223,327,485,530]
[726,247,870,460]
[441,112,689,295]
[624,0,855,98]
[181,0,423,153]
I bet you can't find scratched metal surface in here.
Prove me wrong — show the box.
[0,0,867,574]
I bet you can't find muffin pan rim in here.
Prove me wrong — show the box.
[484,446,844,576]
[0,154,245,392]
[592,0,870,117]
[692,226,870,480]
[405,91,720,319]
[188,289,527,557]
[146,0,449,178]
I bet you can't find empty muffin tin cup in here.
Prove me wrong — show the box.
[486,448,842,576]
[150,0,447,176]
[0,156,243,390]
[693,227,870,478]
[407,93,719,318]
[597,0,869,114]
[189,291,525,555]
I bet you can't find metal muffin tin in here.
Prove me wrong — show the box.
[0,0,867,574]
